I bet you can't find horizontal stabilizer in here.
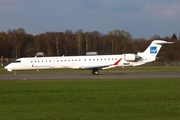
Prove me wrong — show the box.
[151,40,173,45]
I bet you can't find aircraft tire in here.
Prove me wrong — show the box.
[94,71,99,75]
[92,70,99,75]
[13,72,17,76]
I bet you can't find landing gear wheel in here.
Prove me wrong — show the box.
[13,72,17,76]
[94,71,99,75]
[92,70,99,75]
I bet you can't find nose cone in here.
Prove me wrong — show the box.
[4,64,12,72]
[4,65,8,69]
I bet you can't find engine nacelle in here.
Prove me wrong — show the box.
[124,54,137,62]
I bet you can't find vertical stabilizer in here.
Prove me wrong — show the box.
[137,40,173,63]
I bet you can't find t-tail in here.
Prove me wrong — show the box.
[133,40,173,66]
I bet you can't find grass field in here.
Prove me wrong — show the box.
[0,78,180,120]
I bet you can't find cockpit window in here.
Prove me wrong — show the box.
[13,60,21,63]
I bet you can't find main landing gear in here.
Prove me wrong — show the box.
[92,69,99,75]
[13,71,17,76]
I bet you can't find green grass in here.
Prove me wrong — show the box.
[0,78,180,120]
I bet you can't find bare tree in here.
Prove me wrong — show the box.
[75,29,84,55]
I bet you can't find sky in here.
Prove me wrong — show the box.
[0,0,180,39]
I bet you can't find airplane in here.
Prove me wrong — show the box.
[4,40,173,75]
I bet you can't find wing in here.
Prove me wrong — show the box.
[78,58,122,70]
[79,64,110,69]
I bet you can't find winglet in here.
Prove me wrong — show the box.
[113,58,122,65]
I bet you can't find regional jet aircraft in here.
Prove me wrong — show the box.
[4,40,173,75]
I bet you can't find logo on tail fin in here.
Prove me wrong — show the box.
[150,46,157,54]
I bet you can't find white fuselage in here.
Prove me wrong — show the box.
[5,54,147,71]
[6,55,123,71]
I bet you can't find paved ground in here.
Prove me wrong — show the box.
[0,72,180,80]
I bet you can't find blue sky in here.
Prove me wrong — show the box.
[0,0,180,39]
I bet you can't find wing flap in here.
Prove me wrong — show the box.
[78,58,122,70]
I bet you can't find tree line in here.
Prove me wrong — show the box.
[0,28,180,63]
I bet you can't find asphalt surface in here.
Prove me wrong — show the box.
[0,72,180,80]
